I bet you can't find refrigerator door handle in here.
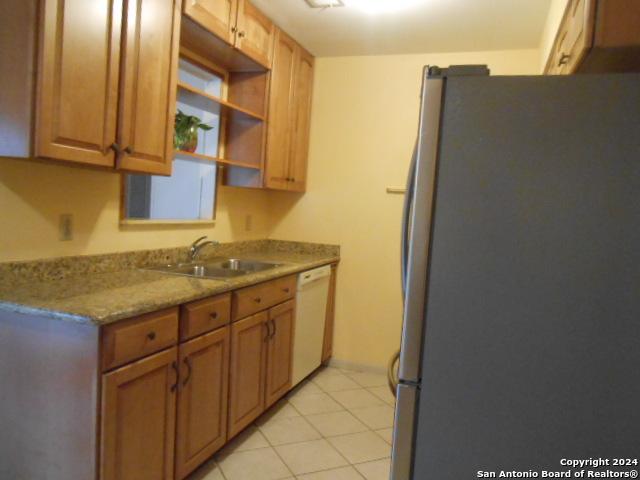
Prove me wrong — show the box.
[401,146,417,298]
[398,75,445,383]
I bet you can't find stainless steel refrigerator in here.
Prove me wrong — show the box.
[391,66,640,479]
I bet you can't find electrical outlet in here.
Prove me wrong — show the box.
[59,214,73,241]
[245,214,253,232]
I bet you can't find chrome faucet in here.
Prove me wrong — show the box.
[189,236,219,262]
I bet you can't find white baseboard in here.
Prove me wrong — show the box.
[327,358,387,375]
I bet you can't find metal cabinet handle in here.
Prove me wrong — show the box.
[238,31,246,38]
[282,287,290,293]
[231,26,237,33]
[254,297,262,304]
[171,361,179,392]
[183,357,192,386]
[210,311,218,320]
[558,53,570,66]
[110,143,121,154]
[263,321,271,342]
[124,146,133,154]
[147,331,156,341]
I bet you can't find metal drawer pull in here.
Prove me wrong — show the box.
[282,287,290,293]
[254,297,262,303]
[210,311,218,320]
[183,357,192,386]
[124,145,133,154]
[147,331,156,341]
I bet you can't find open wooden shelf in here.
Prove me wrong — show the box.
[181,17,268,74]
[175,150,261,170]
[177,82,265,122]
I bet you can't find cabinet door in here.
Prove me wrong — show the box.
[228,311,268,438]
[117,0,182,175]
[101,347,178,480]
[235,0,275,69]
[265,300,295,408]
[176,327,230,480]
[36,0,122,167]
[184,0,238,45]
[265,29,296,190]
[288,47,315,193]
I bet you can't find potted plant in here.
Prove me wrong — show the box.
[174,110,213,153]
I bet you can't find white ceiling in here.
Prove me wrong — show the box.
[251,0,553,57]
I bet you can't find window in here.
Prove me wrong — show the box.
[123,58,224,222]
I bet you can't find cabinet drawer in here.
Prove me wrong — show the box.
[232,275,296,321]
[102,307,179,371]
[180,293,231,341]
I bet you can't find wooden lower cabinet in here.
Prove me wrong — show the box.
[96,272,334,479]
[265,300,295,408]
[101,347,178,480]
[228,311,269,439]
[175,327,230,480]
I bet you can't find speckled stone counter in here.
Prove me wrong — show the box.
[0,240,339,325]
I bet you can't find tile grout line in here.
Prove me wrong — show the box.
[278,373,383,477]
[205,368,390,480]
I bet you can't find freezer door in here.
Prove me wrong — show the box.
[412,74,640,478]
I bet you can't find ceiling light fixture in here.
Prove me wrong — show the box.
[304,0,345,8]
[345,0,425,14]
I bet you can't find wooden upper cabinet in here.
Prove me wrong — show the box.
[545,0,640,74]
[33,0,182,174]
[36,0,122,167]
[289,47,315,192]
[101,347,178,480]
[228,311,268,439]
[235,0,275,69]
[265,30,315,192]
[265,29,297,191]
[265,300,295,408]
[183,0,238,45]
[117,0,182,175]
[176,327,230,480]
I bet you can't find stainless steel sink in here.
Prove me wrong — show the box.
[211,259,281,272]
[145,258,282,280]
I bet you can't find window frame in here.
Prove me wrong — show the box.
[119,48,230,226]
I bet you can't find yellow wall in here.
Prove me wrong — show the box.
[269,49,541,369]
[0,48,541,369]
[0,157,273,262]
[539,0,569,71]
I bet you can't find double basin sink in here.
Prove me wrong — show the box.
[147,258,282,280]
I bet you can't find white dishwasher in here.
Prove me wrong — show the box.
[292,265,332,386]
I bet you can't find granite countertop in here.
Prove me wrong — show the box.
[0,240,339,326]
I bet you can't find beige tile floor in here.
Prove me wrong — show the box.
[187,366,395,480]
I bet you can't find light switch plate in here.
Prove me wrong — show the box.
[59,214,73,241]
